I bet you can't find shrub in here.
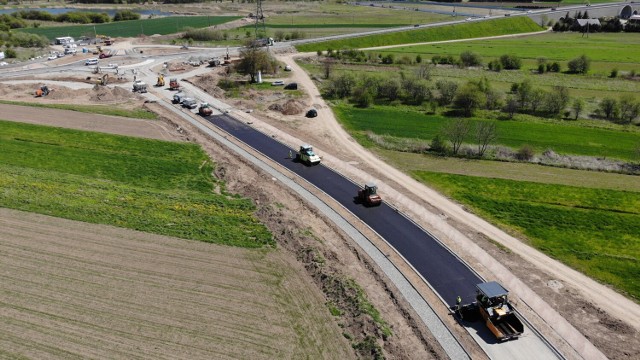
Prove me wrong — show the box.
[4,48,16,58]
[430,134,449,154]
[567,55,590,74]
[459,51,482,67]
[538,64,545,74]
[499,54,521,70]
[113,10,141,22]
[516,145,535,161]
[487,59,502,72]
[610,68,618,78]
[415,54,422,63]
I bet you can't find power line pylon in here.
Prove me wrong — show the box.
[255,0,266,39]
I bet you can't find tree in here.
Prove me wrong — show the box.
[459,51,482,67]
[430,134,449,154]
[443,119,471,155]
[378,78,401,101]
[567,55,590,74]
[401,78,430,105]
[435,80,458,106]
[545,86,571,115]
[236,46,276,83]
[529,88,546,113]
[326,73,356,99]
[475,122,497,157]
[453,83,484,117]
[322,58,335,79]
[415,54,422,63]
[619,94,640,124]
[415,63,434,80]
[599,97,618,120]
[504,96,518,119]
[572,98,585,120]
[516,79,533,111]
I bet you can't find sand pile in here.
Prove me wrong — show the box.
[281,99,306,115]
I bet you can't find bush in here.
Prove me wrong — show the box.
[430,134,449,154]
[499,54,521,70]
[567,55,590,74]
[113,10,141,22]
[459,51,482,68]
[610,68,618,78]
[516,145,535,161]
[487,59,502,72]
[4,48,16,58]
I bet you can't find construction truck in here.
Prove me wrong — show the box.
[198,103,213,116]
[97,74,108,86]
[208,57,221,67]
[104,38,113,46]
[296,145,321,166]
[169,78,180,91]
[132,80,147,93]
[357,183,382,207]
[461,281,524,341]
[156,74,165,87]
[34,85,50,97]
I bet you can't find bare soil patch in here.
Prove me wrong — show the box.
[0,103,176,141]
[0,208,353,359]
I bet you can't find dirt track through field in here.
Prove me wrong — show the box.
[0,208,352,359]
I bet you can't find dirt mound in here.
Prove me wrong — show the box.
[282,99,306,115]
[46,87,79,100]
[189,74,224,97]
[90,85,116,102]
[268,103,283,112]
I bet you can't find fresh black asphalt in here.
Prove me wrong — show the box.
[206,114,482,305]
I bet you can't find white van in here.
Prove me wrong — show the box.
[85,58,98,66]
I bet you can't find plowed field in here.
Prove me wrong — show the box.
[0,208,352,359]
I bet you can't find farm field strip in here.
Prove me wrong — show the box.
[414,171,640,300]
[377,149,640,192]
[18,16,240,39]
[334,104,640,160]
[0,120,272,247]
[0,209,352,359]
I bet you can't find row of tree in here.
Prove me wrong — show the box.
[553,14,640,33]
[12,10,140,25]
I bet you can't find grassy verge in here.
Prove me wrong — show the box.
[0,100,157,119]
[18,16,240,39]
[333,104,640,160]
[296,17,543,52]
[0,120,272,247]
[414,171,640,300]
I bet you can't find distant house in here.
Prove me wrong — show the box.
[55,37,75,45]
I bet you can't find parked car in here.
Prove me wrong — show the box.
[47,54,58,61]
[271,80,285,86]
[306,109,318,118]
[182,98,198,109]
[284,65,292,71]
[85,58,98,65]
[284,82,298,90]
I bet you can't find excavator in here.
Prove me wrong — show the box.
[96,74,108,86]
[34,85,50,97]
[156,74,165,87]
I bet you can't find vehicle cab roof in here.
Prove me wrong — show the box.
[476,281,509,298]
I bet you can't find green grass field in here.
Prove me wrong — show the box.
[0,120,272,247]
[18,16,240,39]
[379,32,640,74]
[296,17,543,52]
[414,171,640,300]
[0,100,157,119]
[334,104,640,160]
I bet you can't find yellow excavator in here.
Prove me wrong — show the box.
[96,74,108,86]
[156,74,165,87]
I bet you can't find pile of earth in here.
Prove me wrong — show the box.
[89,85,141,102]
[268,99,306,115]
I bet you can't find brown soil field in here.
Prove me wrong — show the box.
[0,208,354,359]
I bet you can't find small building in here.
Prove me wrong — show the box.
[55,36,75,45]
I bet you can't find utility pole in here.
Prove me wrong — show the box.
[255,0,266,39]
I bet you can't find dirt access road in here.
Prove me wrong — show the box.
[264,51,639,359]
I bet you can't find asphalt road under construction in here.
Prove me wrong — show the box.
[206,113,481,305]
